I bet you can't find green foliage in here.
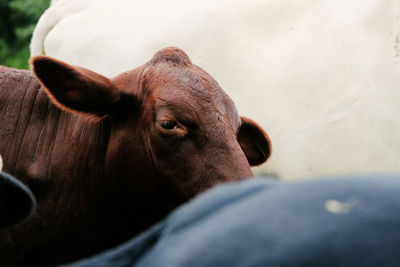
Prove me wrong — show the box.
[0,0,50,69]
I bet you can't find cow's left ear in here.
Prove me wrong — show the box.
[237,117,271,166]
[30,56,120,117]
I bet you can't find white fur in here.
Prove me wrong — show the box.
[30,0,95,56]
[0,154,2,172]
[31,0,400,180]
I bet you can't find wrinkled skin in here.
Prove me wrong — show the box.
[0,47,271,266]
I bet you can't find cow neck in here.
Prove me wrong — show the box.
[0,69,110,199]
[0,68,115,265]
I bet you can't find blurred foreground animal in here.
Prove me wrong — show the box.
[0,155,35,229]
[67,175,400,267]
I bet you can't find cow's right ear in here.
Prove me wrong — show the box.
[30,56,121,117]
[237,117,272,166]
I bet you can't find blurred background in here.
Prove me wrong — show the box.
[0,0,50,69]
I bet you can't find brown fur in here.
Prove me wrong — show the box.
[0,47,271,266]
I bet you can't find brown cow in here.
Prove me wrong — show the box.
[0,47,271,266]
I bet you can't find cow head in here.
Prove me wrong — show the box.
[30,47,271,219]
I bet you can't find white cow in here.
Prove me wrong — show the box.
[31,0,400,180]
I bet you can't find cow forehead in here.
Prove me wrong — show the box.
[143,61,240,128]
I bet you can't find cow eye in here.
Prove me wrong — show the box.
[157,118,188,137]
[160,120,177,130]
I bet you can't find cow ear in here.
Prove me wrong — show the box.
[30,56,120,117]
[237,117,272,166]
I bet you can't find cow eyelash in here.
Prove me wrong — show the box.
[159,120,178,130]
[156,117,188,137]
